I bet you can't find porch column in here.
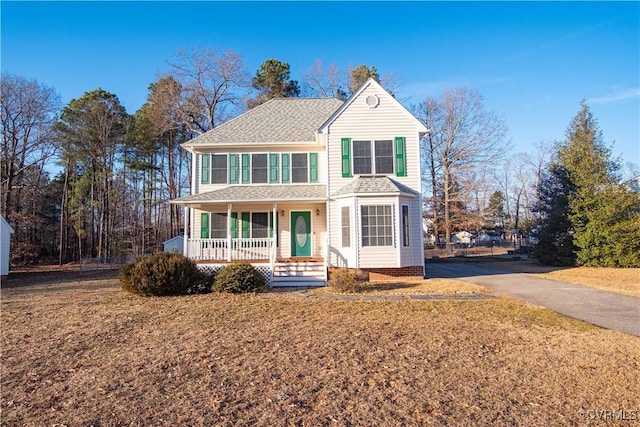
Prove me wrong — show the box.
[271,203,277,266]
[183,206,189,257]
[227,203,232,262]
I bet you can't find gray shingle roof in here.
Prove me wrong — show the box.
[184,98,344,146]
[171,185,327,204]
[332,176,419,197]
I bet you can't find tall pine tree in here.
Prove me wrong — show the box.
[542,100,640,267]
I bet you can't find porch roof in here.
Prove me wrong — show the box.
[171,184,327,205]
[331,176,419,198]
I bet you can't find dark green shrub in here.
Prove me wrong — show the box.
[328,268,368,293]
[213,262,267,293]
[120,252,213,296]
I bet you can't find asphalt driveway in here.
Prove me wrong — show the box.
[427,262,640,337]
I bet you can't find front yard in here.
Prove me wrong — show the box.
[1,272,639,426]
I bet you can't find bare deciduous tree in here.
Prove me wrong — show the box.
[1,73,61,216]
[168,48,248,134]
[302,59,346,99]
[420,87,508,242]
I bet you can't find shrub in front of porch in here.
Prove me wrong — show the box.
[213,262,267,294]
[327,268,369,293]
[120,252,213,296]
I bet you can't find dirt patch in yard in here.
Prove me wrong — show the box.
[1,273,639,426]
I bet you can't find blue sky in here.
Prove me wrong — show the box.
[2,1,639,167]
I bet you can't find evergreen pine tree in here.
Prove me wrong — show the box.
[555,100,640,267]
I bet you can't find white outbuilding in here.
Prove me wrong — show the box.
[1,215,14,285]
[163,235,184,254]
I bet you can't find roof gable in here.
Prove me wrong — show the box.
[319,78,428,134]
[183,98,343,148]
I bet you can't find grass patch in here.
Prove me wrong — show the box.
[1,274,638,426]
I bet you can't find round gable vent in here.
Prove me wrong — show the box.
[365,94,379,108]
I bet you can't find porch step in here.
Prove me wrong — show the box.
[272,260,326,287]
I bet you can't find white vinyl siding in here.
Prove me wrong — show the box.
[325,83,423,200]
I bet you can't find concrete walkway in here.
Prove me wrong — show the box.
[427,262,640,337]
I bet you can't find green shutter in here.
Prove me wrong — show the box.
[268,211,274,237]
[269,153,279,183]
[395,136,407,177]
[341,138,351,177]
[229,154,238,184]
[309,152,318,183]
[200,212,210,238]
[201,154,210,184]
[281,153,290,183]
[241,212,250,238]
[241,154,250,184]
[230,212,238,238]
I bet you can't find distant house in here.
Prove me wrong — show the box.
[1,215,14,285]
[171,78,428,286]
[452,231,473,245]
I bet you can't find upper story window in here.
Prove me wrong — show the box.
[201,152,318,185]
[251,154,268,184]
[341,137,406,178]
[352,140,393,175]
[212,154,227,184]
[291,153,308,183]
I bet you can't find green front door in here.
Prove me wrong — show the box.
[291,211,311,257]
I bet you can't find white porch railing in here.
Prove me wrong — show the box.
[187,238,274,261]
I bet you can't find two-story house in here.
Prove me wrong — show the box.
[171,78,428,286]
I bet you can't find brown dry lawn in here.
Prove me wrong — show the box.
[2,271,639,426]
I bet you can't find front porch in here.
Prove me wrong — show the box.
[180,200,328,286]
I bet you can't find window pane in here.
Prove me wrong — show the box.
[402,205,409,246]
[252,154,268,183]
[341,206,350,247]
[360,205,393,247]
[252,212,269,238]
[291,153,308,183]
[374,140,394,174]
[353,140,372,175]
[211,213,227,238]
[211,154,227,184]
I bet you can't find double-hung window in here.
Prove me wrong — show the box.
[211,213,227,238]
[352,140,394,175]
[211,154,227,184]
[361,205,393,247]
[374,140,394,174]
[251,212,269,238]
[252,154,268,183]
[353,140,372,175]
[341,206,351,247]
[291,153,308,183]
[342,137,406,177]
[402,205,409,246]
